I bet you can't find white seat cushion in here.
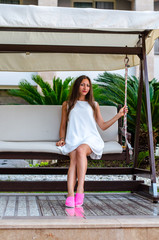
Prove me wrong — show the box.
[0,141,123,155]
[103,141,123,154]
[0,141,62,154]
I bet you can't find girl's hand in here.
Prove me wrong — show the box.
[56,139,66,147]
[119,106,128,117]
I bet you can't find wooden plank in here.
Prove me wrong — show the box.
[0,152,70,160]
[135,191,159,203]
[122,194,158,214]
[0,181,67,192]
[84,180,144,191]
[28,196,41,217]
[111,194,151,215]
[104,195,136,215]
[135,184,159,203]
[0,180,144,192]
[48,196,64,217]
[0,196,8,217]
[0,151,128,161]
[95,195,122,215]
[17,196,27,217]
[0,27,143,34]
[4,196,16,217]
[133,168,151,178]
[86,167,133,175]
[0,167,133,175]
[25,196,30,217]
[99,194,139,215]
[37,196,54,217]
[84,195,108,216]
[0,44,142,55]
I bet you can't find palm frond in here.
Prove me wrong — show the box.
[8,75,72,105]
[94,71,159,145]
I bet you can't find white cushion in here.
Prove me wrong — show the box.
[0,105,62,141]
[0,141,62,154]
[0,105,118,142]
[103,141,123,154]
[97,106,118,142]
[0,141,123,154]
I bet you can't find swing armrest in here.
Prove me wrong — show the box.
[119,127,131,142]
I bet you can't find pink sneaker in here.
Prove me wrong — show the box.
[65,196,75,208]
[75,193,84,207]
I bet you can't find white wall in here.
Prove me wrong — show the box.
[0,72,37,88]
[0,65,146,88]
[38,0,57,6]
[56,67,136,82]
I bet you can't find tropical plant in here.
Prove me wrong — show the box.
[8,75,73,105]
[93,72,159,151]
[29,161,49,167]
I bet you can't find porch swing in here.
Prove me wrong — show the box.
[0,4,159,202]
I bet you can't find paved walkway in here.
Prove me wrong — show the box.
[0,193,158,219]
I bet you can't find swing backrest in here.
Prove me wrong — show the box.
[0,105,118,142]
[97,106,118,142]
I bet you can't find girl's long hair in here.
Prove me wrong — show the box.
[67,75,95,118]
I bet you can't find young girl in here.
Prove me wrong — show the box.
[56,75,127,208]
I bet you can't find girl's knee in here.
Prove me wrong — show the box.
[76,145,87,157]
[76,144,91,157]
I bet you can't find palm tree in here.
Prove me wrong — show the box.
[93,72,159,151]
[8,75,73,105]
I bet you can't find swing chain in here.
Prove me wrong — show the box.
[124,55,129,67]
[123,55,133,157]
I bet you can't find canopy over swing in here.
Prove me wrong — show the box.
[0,4,159,71]
[0,4,159,201]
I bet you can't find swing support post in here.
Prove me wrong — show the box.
[133,33,157,198]
[133,59,144,169]
[142,34,157,197]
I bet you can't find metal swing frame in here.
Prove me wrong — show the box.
[0,27,158,202]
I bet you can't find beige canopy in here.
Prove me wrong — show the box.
[0,4,159,71]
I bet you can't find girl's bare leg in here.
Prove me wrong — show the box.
[76,144,92,193]
[67,150,77,197]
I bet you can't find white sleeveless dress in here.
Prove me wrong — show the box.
[58,101,104,159]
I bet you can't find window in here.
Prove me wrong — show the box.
[154,38,159,55]
[154,1,159,11]
[74,2,93,8]
[0,0,20,3]
[96,1,114,9]
[73,1,115,9]
[23,0,38,5]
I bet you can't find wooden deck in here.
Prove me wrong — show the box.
[0,192,158,219]
[1,193,159,240]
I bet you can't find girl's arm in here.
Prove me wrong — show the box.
[56,101,68,146]
[95,102,127,131]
